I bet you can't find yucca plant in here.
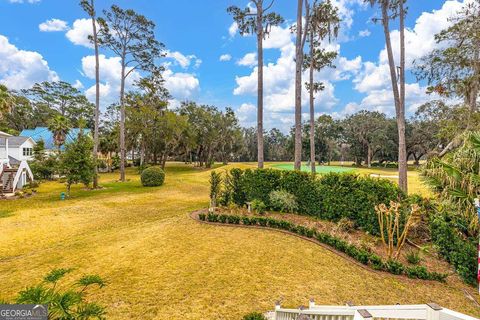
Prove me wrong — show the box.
[422,131,480,235]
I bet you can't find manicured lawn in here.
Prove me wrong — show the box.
[0,163,476,319]
[270,163,354,173]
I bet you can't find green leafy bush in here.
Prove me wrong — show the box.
[225,169,404,235]
[209,171,222,210]
[141,167,165,187]
[429,211,476,285]
[406,250,421,265]
[269,190,298,213]
[251,199,267,214]
[243,312,266,320]
[384,259,404,275]
[6,268,106,319]
[243,169,282,206]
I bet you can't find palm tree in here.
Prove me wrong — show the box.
[0,84,15,120]
[423,131,480,235]
[48,115,71,151]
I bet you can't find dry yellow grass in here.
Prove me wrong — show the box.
[0,163,477,319]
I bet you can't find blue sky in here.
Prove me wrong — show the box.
[0,0,465,131]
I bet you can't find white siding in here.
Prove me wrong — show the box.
[9,140,35,161]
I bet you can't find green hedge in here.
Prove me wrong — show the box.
[198,213,447,282]
[429,212,476,285]
[222,169,404,235]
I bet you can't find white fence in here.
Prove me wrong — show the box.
[274,301,479,320]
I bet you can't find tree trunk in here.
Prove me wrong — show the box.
[382,1,407,193]
[309,32,316,174]
[161,152,167,170]
[398,0,408,193]
[140,140,145,166]
[119,55,127,182]
[256,2,264,169]
[294,0,304,170]
[367,145,372,168]
[91,0,100,189]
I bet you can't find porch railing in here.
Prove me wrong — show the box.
[274,300,478,320]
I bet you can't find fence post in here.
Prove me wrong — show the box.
[309,298,315,309]
[426,303,442,320]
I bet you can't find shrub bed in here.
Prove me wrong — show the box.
[198,212,447,282]
[220,169,404,235]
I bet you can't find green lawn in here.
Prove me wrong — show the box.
[270,163,354,173]
[0,163,476,319]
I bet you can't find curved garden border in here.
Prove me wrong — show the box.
[189,209,447,282]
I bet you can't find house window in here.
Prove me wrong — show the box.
[23,148,33,156]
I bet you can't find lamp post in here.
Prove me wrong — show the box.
[475,198,480,294]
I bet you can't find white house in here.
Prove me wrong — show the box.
[0,130,34,195]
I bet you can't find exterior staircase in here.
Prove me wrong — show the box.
[1,169,16,194]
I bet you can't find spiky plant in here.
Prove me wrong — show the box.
[422,131,480,235]
[11,268,106,320]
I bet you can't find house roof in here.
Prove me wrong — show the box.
[0,136,34,147]
[0,130,12,137]
[20,127,91,150]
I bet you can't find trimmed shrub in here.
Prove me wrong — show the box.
[141,167,165,187]
[230,168,247,206]
[243,312,267,320]
[269,190,298,213]
[226,169,404,235]
[384,259,404,275]
[243,169,282,206]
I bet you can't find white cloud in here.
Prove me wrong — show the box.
[236,103,257,127]
[166,51,201,69]
[73,79,84,90]
[358,29,371,37]
[264,26,292,49]
[232,25,359,129]
[237,52,257,67]
[346,0,465,116]
[39,19,68,32]
[228,22,238,38]
[66,18,95,48]
[81,54,140,107]
[0,34,58,90]
[219,54,232,62]
[163,69,200,100]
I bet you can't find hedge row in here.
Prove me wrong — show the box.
[199,213,447,282]
[220,169,404,235]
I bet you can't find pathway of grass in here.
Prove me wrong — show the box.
[0,163,475,319]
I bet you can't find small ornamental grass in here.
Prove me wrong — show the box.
[141,167,165,187]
